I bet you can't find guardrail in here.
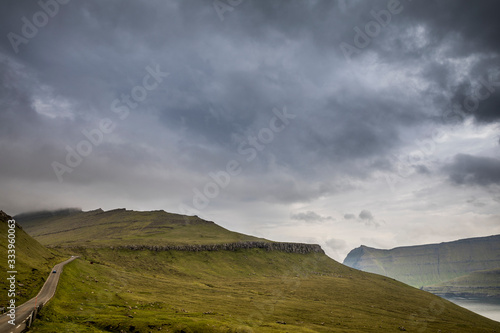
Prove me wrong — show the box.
[20,304,43,333]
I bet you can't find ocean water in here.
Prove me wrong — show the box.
[446,297,500,322]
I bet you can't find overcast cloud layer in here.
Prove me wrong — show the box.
[1,0,499,261]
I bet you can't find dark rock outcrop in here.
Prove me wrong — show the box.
[54,241,324,254]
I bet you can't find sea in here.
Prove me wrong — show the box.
[445,297,500,322]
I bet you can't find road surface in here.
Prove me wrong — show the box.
[0,256,78,333]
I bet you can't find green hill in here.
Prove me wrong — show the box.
[14,209,500,332]
[29,247,500,333]
[0,211,62,307]
[16,208,267,247]
[343,235,500,296]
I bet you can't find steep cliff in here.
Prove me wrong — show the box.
[343,235,500,291]
[53,241,324,254]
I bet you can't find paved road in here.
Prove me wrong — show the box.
[0,256,78,333]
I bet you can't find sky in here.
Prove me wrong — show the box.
[1,0,499,261]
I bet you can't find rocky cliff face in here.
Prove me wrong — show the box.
[53,241,325,254]
[343,235,500,293]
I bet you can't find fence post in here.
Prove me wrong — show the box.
[36,304,43,318]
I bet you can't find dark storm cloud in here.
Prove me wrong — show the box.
[448,67,500,124]
[446,154,500,187]
[0,57,39,136]
[362,0,500,60]
[408,1,500,125]
[336,0,500,125]
[0,0,499,213]
[402,0,500,55]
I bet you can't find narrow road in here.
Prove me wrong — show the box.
[0,256,78,333]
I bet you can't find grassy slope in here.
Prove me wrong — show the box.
[18,209,500,332]
[16,209,266,247]
[424,268,500,298]
[30,248,500,333]
[0,211,63,306]
[343,235,500,288]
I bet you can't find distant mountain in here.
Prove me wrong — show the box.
[0,211,62,306]
[343,235,500,298]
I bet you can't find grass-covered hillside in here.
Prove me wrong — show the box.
[31,247,500,332]
[16,208,500,332]
[343,235,500,291]
[0,211,62,306]
[16,208,267,247]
